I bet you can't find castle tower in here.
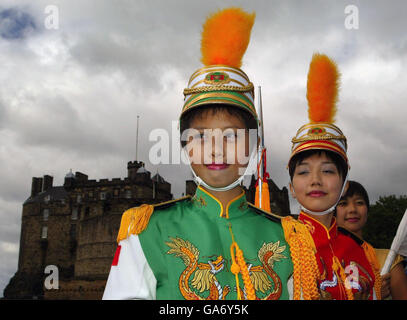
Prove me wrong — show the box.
[127,160,144,180]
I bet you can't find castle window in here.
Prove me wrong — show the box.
[41,226,48,239]
[85,207,90,217]
[71,208,78,220]
[89,191,93,199]
[44,195,51,203]
[100,192,106,200]
[77,195,82,203]
[125,190,132,199]
[70,224,76,239]
[42,209,49,221]
[114,189,119,197]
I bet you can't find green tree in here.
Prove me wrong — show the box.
[363,195,407,248]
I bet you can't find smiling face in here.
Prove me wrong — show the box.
[336,194,368,235]
[290,152,344,213]
[185,107,253,189]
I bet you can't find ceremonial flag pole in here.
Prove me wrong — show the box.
[254,86,271,212]
[136,115,140,161]
[257,86,263,208]
[381,208,407,275]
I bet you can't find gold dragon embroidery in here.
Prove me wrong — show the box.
[166,237,229,300]
[166,237,287,300]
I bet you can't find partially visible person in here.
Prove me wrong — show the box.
[336,180,407,300]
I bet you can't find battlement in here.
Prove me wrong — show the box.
[58,160,171,193]
[69,175,165,188]
[127,160,144,170]
[77,177,129,186]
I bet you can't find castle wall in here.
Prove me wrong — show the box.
[75,213,121,278]
[43,203,76,277]
[3,165,191,299]
[19,203,46,274]
[19,200,75,275]
[65,179,173,280]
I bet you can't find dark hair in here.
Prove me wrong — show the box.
[179,104,258,147]
[340,180,370,209]
[288,149,347,182]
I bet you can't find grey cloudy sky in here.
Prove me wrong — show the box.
[0,0,406,296]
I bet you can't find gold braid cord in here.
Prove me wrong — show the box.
[183,82,254,96]
[362,242,382,300]
[229,223,256,300]
[230,242,256,300]
[281,216,320,300]
[291,133,347,144]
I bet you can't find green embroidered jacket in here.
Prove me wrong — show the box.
[138,186,293,300]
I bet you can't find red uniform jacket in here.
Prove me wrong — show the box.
[299,212,376,300]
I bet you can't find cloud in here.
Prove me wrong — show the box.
[0,7,37,40]
[0,241,19,254]
[0,97,6,129]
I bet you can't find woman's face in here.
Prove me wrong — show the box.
[336,194,368,234]
[186,109,252,188]
[290,152,343,212]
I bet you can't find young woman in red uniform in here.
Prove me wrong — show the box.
[287,53,382,300]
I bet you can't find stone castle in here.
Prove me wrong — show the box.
[3,161,289,299]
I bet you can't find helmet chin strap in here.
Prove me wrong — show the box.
[182,146,258,192]
[294,171,349,216]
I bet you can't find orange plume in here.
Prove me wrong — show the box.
[306,53,340,123]
[200,7,255,68]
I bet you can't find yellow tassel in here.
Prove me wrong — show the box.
[228,224,256,300]
[116,204,154,243]
[255,183,260,207]
[230,242,242,300]
[281,216,320,300]
[255,181,271,212]
[362,242,382,300]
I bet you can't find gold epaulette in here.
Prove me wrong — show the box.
[117,204,154,243]
[281,216,320,300]
[116,196,191,243]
